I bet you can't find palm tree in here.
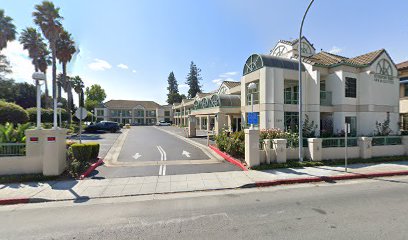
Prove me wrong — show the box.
[71,76,84,107]
[57,73,74,124]
[33,1,63,128]
[0,9,16,51]
[37,45,52,108]
[56,29,76,123]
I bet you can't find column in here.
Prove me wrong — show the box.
[188,116,196,137]
[214,113,226,134]
[227,115,233,132]
[358,137,372,159]
[307,138,322,161]
[207,115,210,131]
[244,129,260,167]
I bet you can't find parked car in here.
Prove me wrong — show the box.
[156,121,171,126]
[85,121,121,133]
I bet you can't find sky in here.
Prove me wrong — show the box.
[2,0,408,105]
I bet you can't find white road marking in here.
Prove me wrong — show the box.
[132,153,142,160]
[157,146,167,175]
[182,150,191,158]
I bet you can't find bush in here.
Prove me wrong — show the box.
[26,108,69,123]
[0,101,29,124]
[71,143,92,163]
[86,142,100,160]
[0,122,31,143]
[215,130,245,158]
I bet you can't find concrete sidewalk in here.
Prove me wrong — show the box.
[1,161,408,204]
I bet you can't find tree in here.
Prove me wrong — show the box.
[166,71,183,104]
[37,45,51,108]
[33,1,63,127]
[185,61,202,98]
[0,101,29,124]
[19,27,51,108]
[0,9,16,51]
[71,76,84,107]
[85,84,106,111]
[0,54,11,77]
[56,29,76,106]
[0,79,36,108]
[57,73,74,123]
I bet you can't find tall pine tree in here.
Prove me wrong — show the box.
[167,71,182,104]
[186,61,202,98]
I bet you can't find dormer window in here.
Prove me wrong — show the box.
[272,46,287,57]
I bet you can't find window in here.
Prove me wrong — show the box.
[147,110,156,117]
[164,111,170,117]
[246,81,259,105]
[345,77,357,98]
[284,86,298,104]
[135,110,144,117]
[284,112,299,132]
[404,82,408,97]
[96,110,104,116]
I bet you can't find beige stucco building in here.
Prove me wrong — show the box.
[174,37,400,136]
[95,100,173,125]
[398,61,408,130]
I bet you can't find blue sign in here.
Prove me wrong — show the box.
[247,112,258,125]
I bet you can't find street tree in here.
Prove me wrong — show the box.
[0,9,16,51]
[167,71,182,104]
[185,61,202,98]
[85,84,106,111]
[0,54,11,77]
[33,1,63,127]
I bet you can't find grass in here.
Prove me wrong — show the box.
[251,155,408,171]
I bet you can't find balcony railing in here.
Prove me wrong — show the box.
[320,91,332,106]
[284,91,298,104]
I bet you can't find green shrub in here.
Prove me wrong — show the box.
[0,101,29,124]
[0,122,31,143]
[27,108,68,123]
[67,159,86,178]
[86,142,100,160]
[215,130,245,158]
[71,143,92,163]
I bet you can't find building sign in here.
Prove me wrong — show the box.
[374,74,394,84]
[248,112,259,125]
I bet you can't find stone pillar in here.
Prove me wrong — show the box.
[227,115,233,132]
[25,129,46,174]
[245,129,260,167]
[199,117,202,130]
[263,139,272,164]
[207,115,211,131]
[308,138,322,161]
[214,113,226,134]
[403,136,408,155]
[42,129,68,176]
[188,116,196,138]
[273,139,287,163]
[358,137,372,159]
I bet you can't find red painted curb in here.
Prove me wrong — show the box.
[79,158,104,180]
[209,145,248,171]
[255,170,408,187]
[0,198,29,205]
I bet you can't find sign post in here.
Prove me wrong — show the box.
[75,107,87,144]
[247,112,258,128]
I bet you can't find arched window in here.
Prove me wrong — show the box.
[243,54,264,75]
[272,45,287,57]
[218,86,228,95]
[301,44,312,55]
[376,59,393,76]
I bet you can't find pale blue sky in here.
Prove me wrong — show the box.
[2,0,408,104]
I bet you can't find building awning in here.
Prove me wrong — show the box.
[243,54,305,76]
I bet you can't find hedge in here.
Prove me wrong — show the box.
[70,142,100,163]
[26,108,69,123]
[0,100,29,124]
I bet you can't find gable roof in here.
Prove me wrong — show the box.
[222,81,241,89]
[397,61,408,71]
[278,36,316,50]
[104,100,160,109]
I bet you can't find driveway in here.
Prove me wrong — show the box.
[93,126,240,178]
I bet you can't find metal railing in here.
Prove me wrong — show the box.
[322,137,358,148]
[0,143,26,157]
[372,136,402,146]
[320,91,332,106]
[284,91,298,104]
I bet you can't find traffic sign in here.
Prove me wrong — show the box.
[247,112,258,125]
[75,107,87,120]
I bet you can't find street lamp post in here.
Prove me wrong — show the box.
[32,72,46,130]
[248,82,257,130]
[298,0,315,162]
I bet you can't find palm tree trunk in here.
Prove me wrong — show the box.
[43,72,50,108]
[63,62,72,125]
[51,40,58,129]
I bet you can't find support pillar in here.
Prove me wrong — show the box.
[273,139,287,163]
[207,115,210,131]
[358,137,372,159]
[403,136,408,155]
[244,129,260,167]
[188,116,196,138]
[227,115,233,132]
[214,113,226,134]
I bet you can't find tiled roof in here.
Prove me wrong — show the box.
[278,37,315,50]
[303,49,386,68]
[196,92,212,98]
[223,81,241,89]
[397,61,408,70]
[104,100,160,109]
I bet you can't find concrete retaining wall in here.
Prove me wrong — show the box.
[0,156,42,175]
[372,145,405,157]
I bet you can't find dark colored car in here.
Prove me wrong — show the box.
[85,121,121,133]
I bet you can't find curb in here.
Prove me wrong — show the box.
[255,170,408,187]
[0,198,29,205]
[209,145,248,171]
[79,158,104,180]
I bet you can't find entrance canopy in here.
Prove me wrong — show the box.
[192,94,241,115]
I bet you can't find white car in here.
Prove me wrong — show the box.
[156,121,171,126]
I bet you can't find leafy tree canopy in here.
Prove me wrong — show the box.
[85,84,106,111]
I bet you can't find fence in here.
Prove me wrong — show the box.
[321,137,358,148]
[0,143,26,157]
[372,136,402,146]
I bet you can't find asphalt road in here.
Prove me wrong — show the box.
[68,132,120,159]
[93,126,240,178]
[2,176,408,239]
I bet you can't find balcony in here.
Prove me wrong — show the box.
[284,91,298,104]
[320,91,332,106]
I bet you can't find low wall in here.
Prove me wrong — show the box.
[322,147,360,160]
[372,145,405,157]
[0,156,42,175]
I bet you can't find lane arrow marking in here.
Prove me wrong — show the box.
[132,153,142,160]
[182,150,191,158]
